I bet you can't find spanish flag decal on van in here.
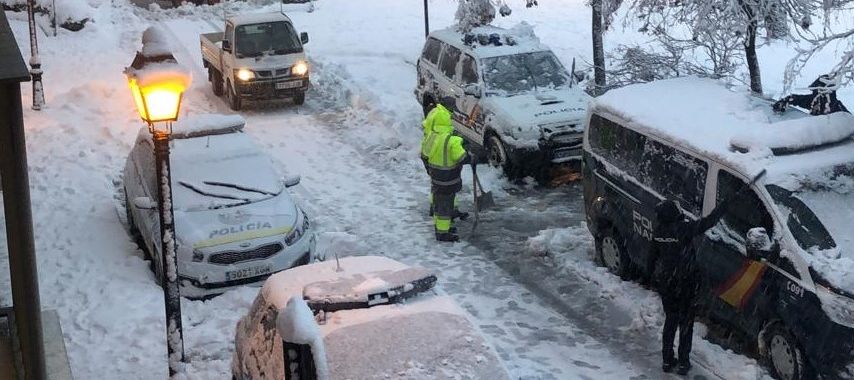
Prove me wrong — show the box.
[717,261,768,310]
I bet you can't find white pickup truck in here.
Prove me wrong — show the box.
[200,12,310,110]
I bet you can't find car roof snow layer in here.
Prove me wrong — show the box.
[590,77,854,176]
[430,24,550,59]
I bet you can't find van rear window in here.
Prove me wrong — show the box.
[589,114,708,215]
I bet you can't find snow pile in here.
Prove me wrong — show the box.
[526,227,588,258]
[171,114,245,139]
[140,26,174,58]
[277,297,330,380]
[731,112,854,154]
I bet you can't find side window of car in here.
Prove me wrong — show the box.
[716,170,774,238]
[422,38,442,65]
[438,45,462,80]
[461,54,478,85]
[588,114,646,182]
[136,140,158,200]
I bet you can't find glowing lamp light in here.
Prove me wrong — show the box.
[127,75,188,124]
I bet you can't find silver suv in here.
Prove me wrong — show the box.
[415,25,591,179]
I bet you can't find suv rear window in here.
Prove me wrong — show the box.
[589,114,708,215]
[439,45,462,79]
[461,55,478,84]
[422,38,442,65]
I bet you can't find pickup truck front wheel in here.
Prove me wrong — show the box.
[211,69,224,96]
[293,91,305,105]
[226,82,242,111]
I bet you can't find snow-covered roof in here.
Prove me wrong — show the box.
[591,77,854,177]
[262,256,411,309]
[430,23,551,59]
[228,12,293,26]
[171,113,245,139]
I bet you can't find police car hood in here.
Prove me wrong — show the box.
[485,88,589,135]
[170,134,298,247]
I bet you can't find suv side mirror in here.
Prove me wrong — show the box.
[133,196,156,210]
[300,32,309,45]
[463,84,482,98]
[222,39,232,53]
[282,175,301,188]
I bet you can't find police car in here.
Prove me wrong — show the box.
[231,255,510,380]
[582,77,854,379]
[123,114,316,298]
[415,25,591,180]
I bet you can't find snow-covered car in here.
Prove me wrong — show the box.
[583,77,854,379]
[415,24,591,179]
[123,114,316,298]
[232,255,511,380]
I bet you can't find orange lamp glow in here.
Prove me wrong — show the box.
[127,75,187,124]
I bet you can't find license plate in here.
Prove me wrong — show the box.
[226,264,272,281]
[275,80,302,90]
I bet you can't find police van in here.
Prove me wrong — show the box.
[582,77,854,379]
[415,25,591,180]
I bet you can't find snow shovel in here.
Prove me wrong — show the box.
[471,162,495,234]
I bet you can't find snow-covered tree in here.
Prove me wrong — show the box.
[784,1,854,91]
[626,0,826,94]
[454,0,535,31]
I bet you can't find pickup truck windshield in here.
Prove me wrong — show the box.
[482,51,570,96]
[235,21,302,58]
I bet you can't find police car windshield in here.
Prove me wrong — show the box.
[766,184,837,252]
[482,51,570,96]
[178,181,282,210]
[235,21,302,58]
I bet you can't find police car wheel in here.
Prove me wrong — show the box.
[766,325,806,380]
[597,228,630,279]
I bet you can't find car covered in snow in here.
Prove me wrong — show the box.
[123,114,315,298]
[231,255,511,380]
[201,12,310,110]
[583,77,854,379]
[415,24,591,180]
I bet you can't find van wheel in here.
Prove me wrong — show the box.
[227,82,242,111]
[764,324,808,380]
[596,228,631,280]
[293,92,305,105]
[211,70,224,96]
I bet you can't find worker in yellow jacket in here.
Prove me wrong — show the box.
[424,109,471,242]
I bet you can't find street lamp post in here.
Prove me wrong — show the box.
[124,26,192,377]
[26,0,45,110]
[423,0,429,37]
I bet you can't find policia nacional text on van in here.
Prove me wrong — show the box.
[582,78,854,380]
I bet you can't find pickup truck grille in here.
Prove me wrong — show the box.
[254,68,293,80]
[209,243,283,265]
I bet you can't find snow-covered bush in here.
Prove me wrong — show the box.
[1,0,96,31]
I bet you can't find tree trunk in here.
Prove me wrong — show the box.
[591,0,606,95]
[740,1,763,94]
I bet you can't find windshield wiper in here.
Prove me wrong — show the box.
[179,181,251,202]
[202,181,276,196]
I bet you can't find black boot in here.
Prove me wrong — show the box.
[435,232,460,242]
[662,358,677,373]
[454,209,469,221]
[676,361,691,375]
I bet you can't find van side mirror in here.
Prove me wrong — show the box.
[463,84,481,98]
[282,175,301,188]
[133,197,156,210]
[746,227,779,262]
[222,39,232,53]
[300,32,309,45]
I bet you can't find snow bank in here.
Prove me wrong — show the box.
[276,297,330,379]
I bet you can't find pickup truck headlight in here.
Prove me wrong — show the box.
[291,61,309,76]
[235,68,255,81]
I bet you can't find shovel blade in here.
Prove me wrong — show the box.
[475,190,495,211]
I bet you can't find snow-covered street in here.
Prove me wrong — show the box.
[1,0,852,379]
